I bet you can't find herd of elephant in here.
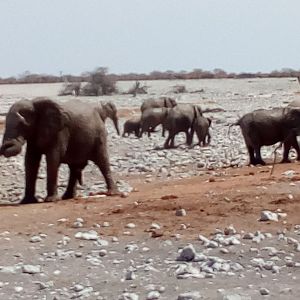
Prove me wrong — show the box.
[123,97,211,148]
[1,96,300,205]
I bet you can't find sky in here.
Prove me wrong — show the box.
[0,0,300,77]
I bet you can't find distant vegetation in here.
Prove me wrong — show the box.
[1,67,300,85]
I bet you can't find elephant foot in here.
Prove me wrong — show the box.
[62,192,76,200]
[106,188,121,196]
[249,159,266,166]
[19,196,39,205]
[44,195,60,202]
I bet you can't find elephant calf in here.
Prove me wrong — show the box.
[193,116,212,146]
[123,117,141,137]
[0,98,119,204]
[233,107,300,165]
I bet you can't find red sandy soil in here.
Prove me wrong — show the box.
[0,163,299,240]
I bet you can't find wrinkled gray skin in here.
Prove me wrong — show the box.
[0,98,118,204]
[164,104,202,148]
[122,117,141,137]
[193,116,212,146]
[140,96,177,112]
[140,107,170,137]
[234,107,300,165]
[95,101,120,135]
[288,98,300,108]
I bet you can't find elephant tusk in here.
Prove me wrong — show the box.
[16,112,29,126]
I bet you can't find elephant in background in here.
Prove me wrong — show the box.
[0,97,118,204]
[95,101,120,135]
[123,117,141,137]
[233,107,300,165]
[193,116,212,146]
[140,107,170,137]
[141,96,177,112]
[164,104,202,148]
[288,98,300,108]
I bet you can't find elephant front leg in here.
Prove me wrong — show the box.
[44,152,60,202]
[254,146,265,165]
[21,149,42,204]
[187,129,194,146]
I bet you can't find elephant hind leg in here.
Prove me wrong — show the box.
[62,164,85,200]
[94,142,119,195]
[281,139,292,163]
[246,145,257,165]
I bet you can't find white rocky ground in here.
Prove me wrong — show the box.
[0,78,299,299]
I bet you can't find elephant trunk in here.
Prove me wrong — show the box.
[113,117,120,136]
[0,136,25,157]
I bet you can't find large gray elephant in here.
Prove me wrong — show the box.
[193,116,212,146]
[232,107,300,165]
[123,117,141,137]
[95,101,120,135]
[140,96,177,112]
[140,107,170,137]
[164,104,202,148]
[288,98,300,108]
[0,97,118,204]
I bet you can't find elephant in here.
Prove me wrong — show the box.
[0,97,118,204]
[288,98,300,108]
[123,117,141,137]
[95,101,120,135]
[139,107,170,137]
[140,96,177,112]
[58,82,81,96]
[193,116,212,146]
[232,107,300,165]
[164,104,202,148]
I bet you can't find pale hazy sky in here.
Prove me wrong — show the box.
[1,0,300,77]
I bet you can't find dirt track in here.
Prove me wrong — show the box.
[0,163,299,238]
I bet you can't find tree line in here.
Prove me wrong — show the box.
[1,67,300,84]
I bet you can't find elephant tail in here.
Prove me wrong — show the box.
[227,120,240,137]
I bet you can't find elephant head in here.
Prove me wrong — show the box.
[162,97,177,108]
[97,101,120,135]
[0,98,68,157]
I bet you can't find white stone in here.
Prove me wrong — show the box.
[177,291,202,299]
[22,265,41,274]
[177,244,196,261]
[259,210,278,222]
[75,230,99,240]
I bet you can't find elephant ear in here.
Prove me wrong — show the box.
[169,98,177,107]
[106,101,117,115]
[33,98,69,135]
[193,105,203,119]
[207,117,212,127]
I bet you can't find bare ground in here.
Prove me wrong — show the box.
[1,162,299,239]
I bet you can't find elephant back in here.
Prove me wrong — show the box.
[288,98,300,108]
